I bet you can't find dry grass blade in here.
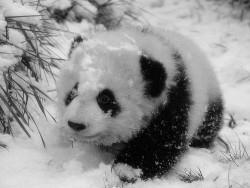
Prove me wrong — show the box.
[30,113,46,148]
[0,93,31,138]
[1,74,29,124]
[10,71,53,102]
[219,137,250,165]
[0,86,28,125]
[0,105,11,134]
[228,113,237,128]
[6,18,63,79]
[0,142,7,148]
[30,85,47,120]
[30,84,54,102]
[43,106,57,123]
[0,2,65,147]
[17,23,45,69]
[177,168,204,183]
[10,77,29,114]
[5,15,44,20]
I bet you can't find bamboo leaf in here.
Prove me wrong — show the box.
[28,111,46,148]
[11,79,29,113]
[30,85,47,120]
[0,81,29,125]
[44,106,56,123]
[30,84,54,102]
[0,94,31,138]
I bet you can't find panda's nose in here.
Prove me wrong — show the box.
[68,121,86,131]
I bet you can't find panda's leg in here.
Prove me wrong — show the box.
[190,97,224,148]
[113,52,192,181]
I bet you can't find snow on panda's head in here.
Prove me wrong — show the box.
[57,31,168,145]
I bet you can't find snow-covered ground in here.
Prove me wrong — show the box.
[1,0,250,188]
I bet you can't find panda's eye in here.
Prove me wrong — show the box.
[96,89,121,117]
[98,95,110,104]
[65,82,79,106]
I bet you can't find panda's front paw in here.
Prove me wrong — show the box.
[112,163,142,183]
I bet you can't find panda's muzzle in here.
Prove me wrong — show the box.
[68,121,86,131]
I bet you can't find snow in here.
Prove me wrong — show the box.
[49,0,72,10]
[0,28,25,69]
[0,1,41,25]
[0,14,7,36]
[0,0,41,70]
[1,0,250,188]
[113,163,142,181]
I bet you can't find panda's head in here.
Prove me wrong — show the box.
[57,31,171,145]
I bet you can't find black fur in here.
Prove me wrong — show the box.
[114,52,192,180]
[65,82,78,106]
[68,35,86,58]
[139,54,167,98]
[190,97,224,148]
[96,89,121,117]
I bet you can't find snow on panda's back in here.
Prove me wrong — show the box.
[57,26,223,181]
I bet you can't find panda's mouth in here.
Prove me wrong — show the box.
[83,133,101,139]
[81,135,99,143]
[75,133,102,143]
[69,134,100,144]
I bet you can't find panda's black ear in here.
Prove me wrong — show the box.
[68,35,86,58]
[139,54,167,98]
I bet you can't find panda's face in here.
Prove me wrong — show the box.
[60,81,152,145]
[58,43,154,146]
[58,36,168,145]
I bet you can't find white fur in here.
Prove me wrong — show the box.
[57,26,221,145]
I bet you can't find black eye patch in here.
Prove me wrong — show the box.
[65,82,79,106]
[96,89,121,117]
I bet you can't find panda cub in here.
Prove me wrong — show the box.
[57,27,223,182]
